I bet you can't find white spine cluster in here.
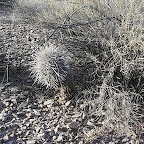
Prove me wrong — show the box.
[29,43,70,89]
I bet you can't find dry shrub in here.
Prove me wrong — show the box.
[73,0,144,138]
[77,73,143,137]
[15,0,89,23]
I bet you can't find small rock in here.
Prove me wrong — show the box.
[60,127,68,132]
[11,98,17,104]
[109,142,115,144]
[17,93,25,99]
[35,127,41,133]
[121,136,130,143]
[69,122,79,130]
[26,79,33,83]
[49,130,55,137]
[81,112,87,119]
[0,26,4,30]
[43,142,52,144]
[33,109,40,116]
[65,100,71,107]
[0,85,5,91]
[10,87,18,93]
[38,103,43,108]
[17,112,27,119]
[3,134,9,141]
[57,134,63,142]
[27,140,36,144]
[87,120,94,126]
[23,91,29,95]
[0,109,6,120]
[127,140,135,144]
[72,112,81,118]
[53,136,57,140]
[79,141,83,144]
[37,133,45,138]
[54,125,59,133]
[3,101,9,107]
[26,113,32,118]
[44,100,53,106]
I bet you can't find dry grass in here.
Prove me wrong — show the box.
[14,0,144,50]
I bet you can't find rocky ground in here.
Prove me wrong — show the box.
[0,3,144,144]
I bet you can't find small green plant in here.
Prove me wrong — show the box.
[29,43,71,89]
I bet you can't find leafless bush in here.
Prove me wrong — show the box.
[78,86,142,136]
[80,46,144,137]
[77,61,143,137]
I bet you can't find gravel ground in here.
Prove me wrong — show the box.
[0,6,144,144]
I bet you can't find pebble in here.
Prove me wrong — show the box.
[17,93,25,99]
[109,142,115,144]
[33,109,40,116]
[79,141,83,144]
[65,100,71,107]
[54,124,59,133]
[0,109,6,120]
[49,130,55,137]
[121,136,130,143]
[60,127,68,132]
[53,136,57,140]
[57,134,63,142]
[35,127,41,133]
[3,134,9,141]
[10,87,18,93]
[69,122,79,130]
[87,120,94,126]
[0,85,5,91]
[3,101,9,107]
[27,140,36,144]
[37,133,45,138]
[44,100,53,106]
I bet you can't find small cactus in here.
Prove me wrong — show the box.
[29,43,71,89]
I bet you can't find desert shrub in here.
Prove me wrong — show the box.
[78,86,142,136]
[15,0,82,23]
[73,0,143,138]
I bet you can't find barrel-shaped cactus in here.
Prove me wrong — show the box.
[29,43,70,89]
